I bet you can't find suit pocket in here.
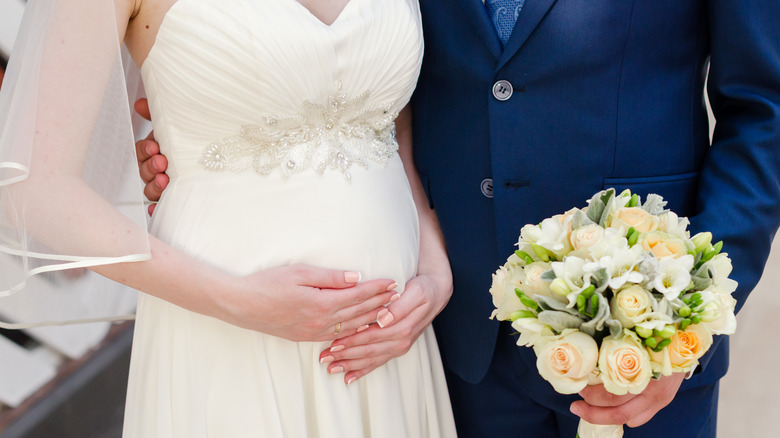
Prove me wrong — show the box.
[603,171,700,217]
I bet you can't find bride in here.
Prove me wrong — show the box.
[0,0,456,436]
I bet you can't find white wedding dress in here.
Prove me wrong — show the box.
[123,0,455,436]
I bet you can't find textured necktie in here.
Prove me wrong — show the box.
[485,0,525,46]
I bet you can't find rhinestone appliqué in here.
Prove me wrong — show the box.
[199,90,399,179]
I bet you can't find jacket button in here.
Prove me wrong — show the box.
[481,178,494,198]
[492,80,513,101]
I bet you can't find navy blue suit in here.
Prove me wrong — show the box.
[412,1,780,436]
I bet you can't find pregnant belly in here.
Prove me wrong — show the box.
[149,156,419,284]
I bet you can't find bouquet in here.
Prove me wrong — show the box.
[489,189,738,437]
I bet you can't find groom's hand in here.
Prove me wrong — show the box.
[134,98,169,215]
[570,372,685,428]
[317,271,451,384]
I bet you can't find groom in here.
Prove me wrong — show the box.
[137,1,780,436]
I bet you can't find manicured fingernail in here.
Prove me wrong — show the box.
[377,309,394,328]
[145,144,153,155]
[329,366,344,374]
[345,271,362,283]
[570,404,581,416]
[390,293,400,302]
[347,377,356,385]
[320,355,335,364]
[330,345,345,353]
[386,282,398,291]
[357,324,370,333]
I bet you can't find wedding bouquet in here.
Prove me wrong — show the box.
[489,189,738,438]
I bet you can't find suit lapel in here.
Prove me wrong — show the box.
[455,0,502,59]
[497,0,558,70]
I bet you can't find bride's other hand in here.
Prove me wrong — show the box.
[134,98,168,214]
[318,269,451,384]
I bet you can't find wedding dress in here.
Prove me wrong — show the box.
[122,0,455,436]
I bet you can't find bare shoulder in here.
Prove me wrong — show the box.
[124,0,179,67]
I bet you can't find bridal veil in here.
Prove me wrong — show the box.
[0,0,150,329]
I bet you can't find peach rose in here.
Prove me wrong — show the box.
[639,231,688,259]
[649,324,713,375]
[611,207,660,233]
[598,332,653,395]
[534,330,599,394]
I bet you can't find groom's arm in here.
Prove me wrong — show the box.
[574,0,780,428]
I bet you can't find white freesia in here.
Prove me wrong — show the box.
[598,332,653,395]
[489,265,526,320]
[658,211,690,239]
[512,317,549,347]
[521,217,571,255]
[652,255,694,300]
[534,329,599,394]
[603,246,644,290]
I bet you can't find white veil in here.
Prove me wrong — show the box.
[0,0,151,330]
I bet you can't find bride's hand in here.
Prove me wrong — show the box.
[317,270,452,384]
[220,264,400,342]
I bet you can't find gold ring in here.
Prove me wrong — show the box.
[333,322,341,335]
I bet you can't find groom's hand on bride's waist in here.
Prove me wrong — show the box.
[570,372,686,428]
[134,98,169,215]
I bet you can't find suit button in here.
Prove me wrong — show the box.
[492,80,513,101]
[481,178,494,198]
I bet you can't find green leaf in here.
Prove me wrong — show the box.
[514,250,535,264]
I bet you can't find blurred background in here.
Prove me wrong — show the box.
[0,0,778,436]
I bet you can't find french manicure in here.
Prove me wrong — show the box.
[345,271,362,283]
[320,355,335,364]
[330,345,345,353]
[357,324,370,333]
[389,293,400,303]
[386,282,398,291]
[329,366,344,374]
[347,377,357,385]
[377,309,394,328]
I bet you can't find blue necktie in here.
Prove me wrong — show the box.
[485,0,525,46]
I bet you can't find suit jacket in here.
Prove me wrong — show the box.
[412,0,780,394]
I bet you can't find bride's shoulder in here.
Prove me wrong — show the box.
[123,0,179,67]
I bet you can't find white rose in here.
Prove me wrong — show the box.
[570,224,605,250]
[489,265,526,320]
[610,285,655,329]
[598,332,653,395]
[534,329,599,394]
[700,292,737,335]
[522,261,560,302]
